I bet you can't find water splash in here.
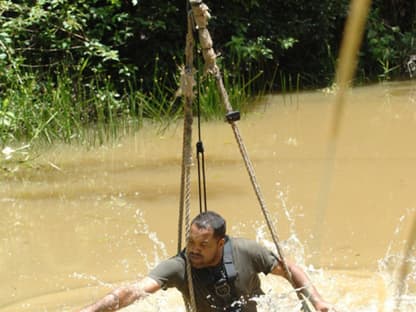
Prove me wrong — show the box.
[378,208,416,311]
[248,182,416,312]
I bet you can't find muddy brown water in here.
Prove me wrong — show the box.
[1,81,415,311]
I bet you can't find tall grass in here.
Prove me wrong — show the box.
[196,70,259,119]
[0,56,272,151]
[0,66,174,147]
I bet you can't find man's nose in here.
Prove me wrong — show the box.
[189,245,201,254]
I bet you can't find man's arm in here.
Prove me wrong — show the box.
[79,277,161,312]
[271,260,333,312]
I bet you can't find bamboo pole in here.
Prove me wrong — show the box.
[313,0,372,261]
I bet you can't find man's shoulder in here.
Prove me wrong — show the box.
[229,236,264,252]
[229,236,280,273]
[166,253,187,266]
[230,236,259,245]
[148,253,186,281]
[151,253,186,272]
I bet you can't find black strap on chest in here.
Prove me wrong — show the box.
[222,236,237,282]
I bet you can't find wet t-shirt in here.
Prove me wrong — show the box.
[148,237,280,312]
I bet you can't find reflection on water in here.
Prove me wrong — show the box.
[0,81,415,311]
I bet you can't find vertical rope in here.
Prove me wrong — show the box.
[196,54,208,213]
[178,6,196,253]
[177,7,197,312]
[177,152,185,253]
[183,74,196,312]
[184,176,196,311]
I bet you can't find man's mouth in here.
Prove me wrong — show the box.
[189,253,202,260]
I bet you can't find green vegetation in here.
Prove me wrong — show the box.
[0,0,415,150]
[364,2,416,80]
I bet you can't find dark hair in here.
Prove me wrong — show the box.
[191,211,226,239]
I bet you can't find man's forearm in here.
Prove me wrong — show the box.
[79,283,150,312]
[79,292,120,312]
[272,261,333,311]
[287,263,324,305]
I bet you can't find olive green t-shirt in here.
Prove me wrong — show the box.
[148,237,280,312]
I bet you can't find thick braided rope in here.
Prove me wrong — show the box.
[177,9,197,312]
[183,93,196,312]
[184,169,196,311]
[177,10,196,253]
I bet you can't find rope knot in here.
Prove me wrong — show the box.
[177,66,196,99]
[190,1,211,29]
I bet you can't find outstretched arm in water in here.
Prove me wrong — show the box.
[79,277,161,312]
[271,260,334,312]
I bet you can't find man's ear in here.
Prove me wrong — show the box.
[218,237,225,248]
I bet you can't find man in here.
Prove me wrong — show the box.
[79,211,332,312]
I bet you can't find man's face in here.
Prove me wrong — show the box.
[187,223,225,269]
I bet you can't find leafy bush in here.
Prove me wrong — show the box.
[363,0,416,80]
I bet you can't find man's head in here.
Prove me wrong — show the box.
[187,211,226,268]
